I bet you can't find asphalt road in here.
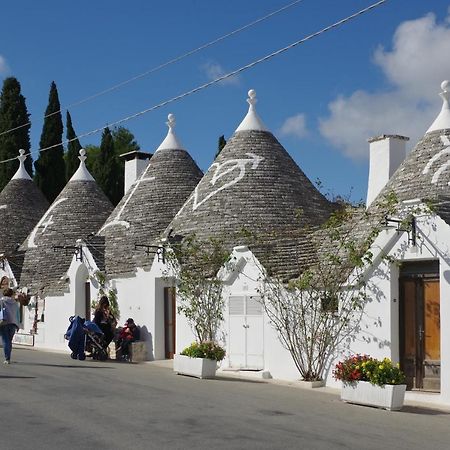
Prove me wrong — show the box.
[1,347,449,450]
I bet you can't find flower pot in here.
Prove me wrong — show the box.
[173,354,217,379]
[341,380,406,411]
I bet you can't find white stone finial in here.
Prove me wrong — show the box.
[167,113,176,130]
[236,88,267,132]
[18,149,27,162]
[426,80,450,133]
[156,113,184,152]
[11,148,31,180]
[70,148,94,181]
[78,148,87,163]
[247,89,257,107]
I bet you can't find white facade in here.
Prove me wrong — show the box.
[25,207,450,407]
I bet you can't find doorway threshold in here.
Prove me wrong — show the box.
[405,390,441,406]
[221,367,272,379]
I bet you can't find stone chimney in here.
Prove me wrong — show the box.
[120,150,152,194]
[366,135,409,207]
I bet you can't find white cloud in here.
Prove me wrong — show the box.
[202,61,240,86]
[280,113,308,139]
[0,55,10,75]
[319,12,450,161]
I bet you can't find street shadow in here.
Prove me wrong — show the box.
[0,375,36,379]
[400,405,450,416]
[258,409,295,416]
[17,362,115,369]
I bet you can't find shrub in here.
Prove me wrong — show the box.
[333,355,406,386]
[180,341,226,362]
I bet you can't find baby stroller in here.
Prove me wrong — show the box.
[65,316,109,361]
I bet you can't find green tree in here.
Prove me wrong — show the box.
[95,127,121,205]
[258,194,401,381]
[215,135,226,159]
[34,81,66,202]
[112,126,140,199]
[87,126,140,203]
[84,144,100,175]
[65,110,82,181]
[165,234,233,345]
[0,77,32,189]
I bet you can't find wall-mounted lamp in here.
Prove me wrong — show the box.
[134,244,166,263]
[382,216,417,247]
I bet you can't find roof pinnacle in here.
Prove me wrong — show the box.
[11,149,32,180]
[156,113,185,151]
[426,80,450,133]
[78,148,87,164]
[69,148,94,181]
[236,89,268,132]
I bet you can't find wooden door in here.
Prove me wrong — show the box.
[423,280,440,391]
[164,287,176,359]
[84,282,91,321]
[400,277,440,391]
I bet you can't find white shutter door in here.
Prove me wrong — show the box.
[229,296,246,368]
[245,296,264,369]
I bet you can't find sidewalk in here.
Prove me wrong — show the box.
[145,357,450,412]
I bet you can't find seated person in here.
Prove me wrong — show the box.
[116,318,140,361]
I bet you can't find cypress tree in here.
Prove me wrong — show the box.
[65,110,82,181]
[0,77,32,189]
[34,81,66,202]
[215,135,226,158]
[112,126,140,201]
[96,127,121,205]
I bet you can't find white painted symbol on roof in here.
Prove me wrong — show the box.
[99,167,155,232]
[41,215,54,233]
[422,135,450,185]
[27,197,68,248]
[191,152,264,211]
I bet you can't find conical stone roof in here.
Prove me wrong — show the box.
[0,150,49,281]
[19,150,113,296]
[99,114,203,278]
[166,90,334,278]
[373,81,450,205]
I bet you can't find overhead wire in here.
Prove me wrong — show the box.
[0,0,305,139]
[0,0,388,166]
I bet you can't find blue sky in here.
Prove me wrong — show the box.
[1,0,450,202]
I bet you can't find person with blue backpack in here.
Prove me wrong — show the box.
[0,288,20,364]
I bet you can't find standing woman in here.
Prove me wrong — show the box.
[93,295,117,347]
[0,288,19,364]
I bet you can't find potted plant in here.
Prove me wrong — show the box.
[166,235,231,379]
[333,354,407,410]
[174,341,226,379]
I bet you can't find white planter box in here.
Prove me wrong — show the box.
[341,381,406,411]
[173,354,217,379]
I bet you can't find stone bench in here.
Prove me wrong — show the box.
[109,341,147,363]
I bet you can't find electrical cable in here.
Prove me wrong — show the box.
[0,0,388,166]
[0,0,305,138]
